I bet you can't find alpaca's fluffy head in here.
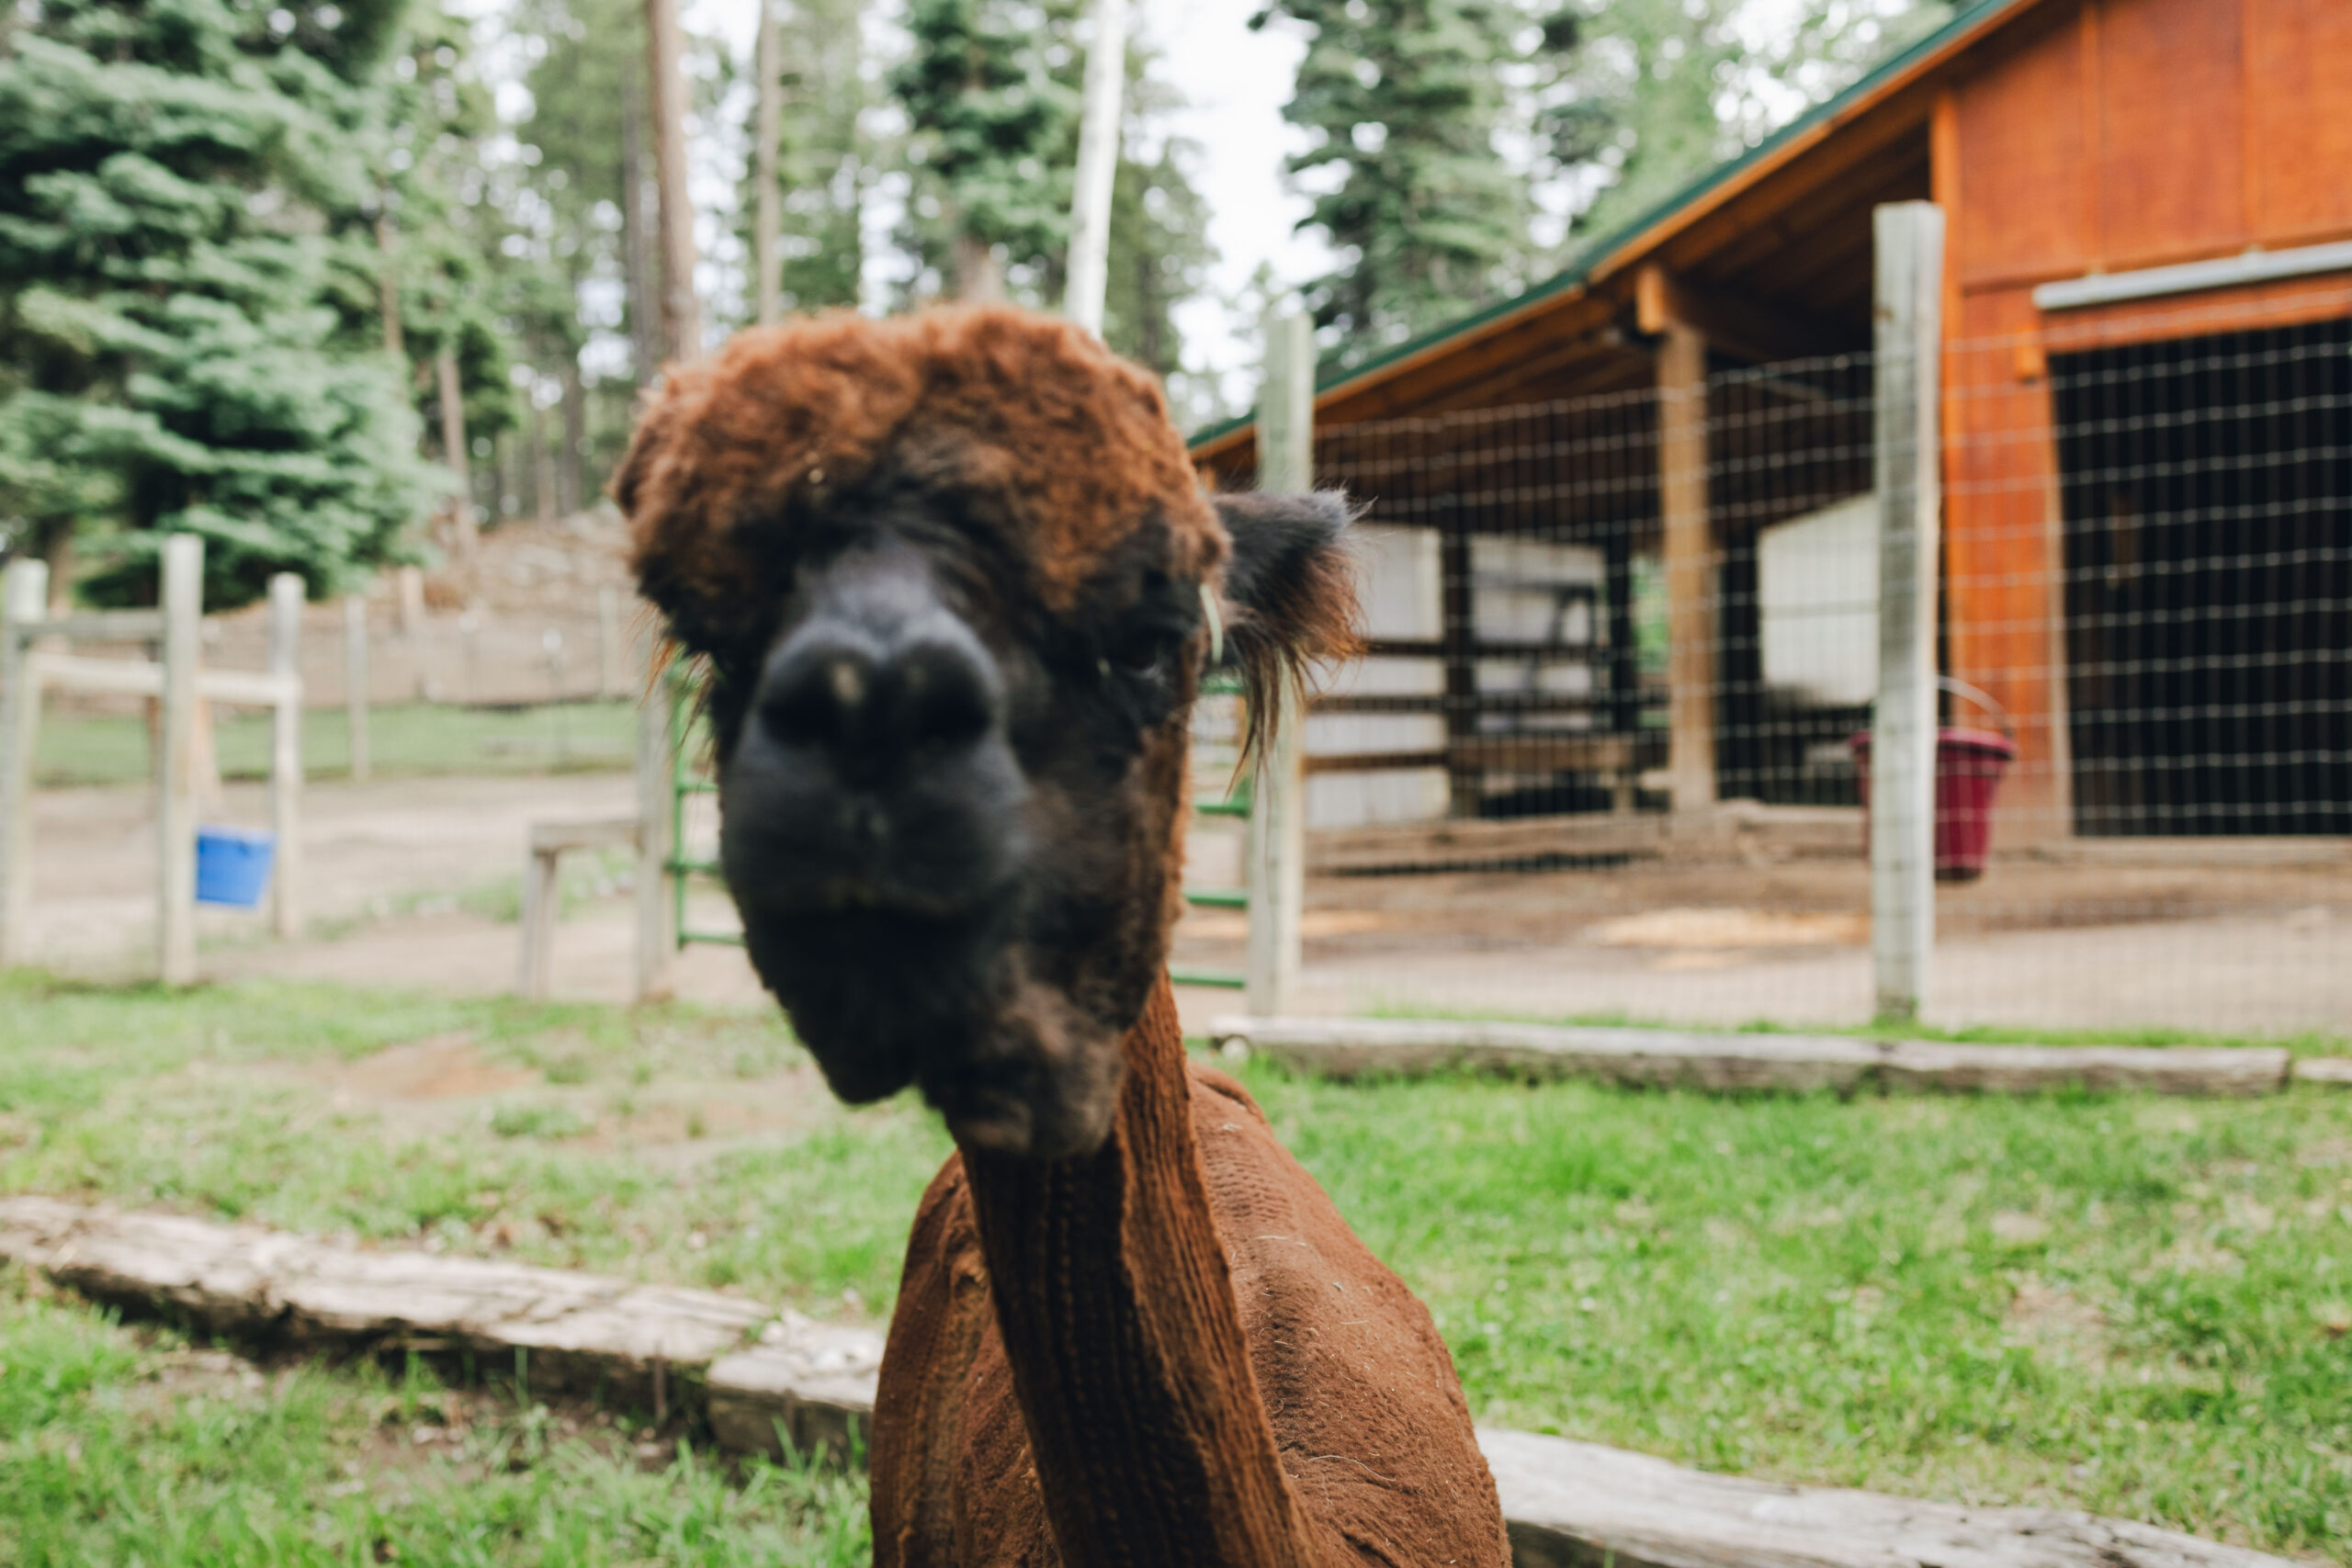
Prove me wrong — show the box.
[620,307,1355,1159]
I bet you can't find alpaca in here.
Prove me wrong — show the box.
[619,307,1509,1567]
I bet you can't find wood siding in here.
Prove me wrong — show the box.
[1941,0,2352,837]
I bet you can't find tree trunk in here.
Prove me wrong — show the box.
[557,360,586,516]
[435,346,478,564]
[530,397,559,523]
[618,68,663,389]
[643,0,701,363]
[375,213,403,359]
[36,521,74,617]
[952,231,1004,303]
[752,0,783,325]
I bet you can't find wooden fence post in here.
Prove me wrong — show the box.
[0,559,51,968]
[1246,310,1314,1018]
[344,594,370,781]
[268,573,305,939]
[158,535,203,986]
[1870,201,1946,1022]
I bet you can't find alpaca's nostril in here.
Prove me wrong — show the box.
[752,615,1001,778]
[761,646,875,750]
[894,639,995,753]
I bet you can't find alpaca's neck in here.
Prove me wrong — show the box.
[957,976,1330,1567]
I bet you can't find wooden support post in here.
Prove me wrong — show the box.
[1438,492,1478,817]
[517,842,562,1000]
[1062,0,1128,335]
[158,535,202,986]
[1246,310,1313,1018]
[267,573,305,940]
[1870,202,1946,1023]
[344,595,370,782]
[1603,524,1639,812]
[1655,302,1715,813]
[0,559,51,968]
[634,650,678,1002]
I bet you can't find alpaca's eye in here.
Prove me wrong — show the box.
[1105,627,1167,678]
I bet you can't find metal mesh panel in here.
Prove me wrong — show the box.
[1172,287,2352,1038]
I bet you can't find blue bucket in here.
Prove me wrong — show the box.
[195,827,277,908]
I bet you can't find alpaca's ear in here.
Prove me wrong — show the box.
[1210,491,1362,754]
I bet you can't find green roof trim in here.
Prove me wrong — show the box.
[1188,0,2031,453]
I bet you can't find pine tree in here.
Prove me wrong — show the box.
[741,0,871,316]
[891,0,1081,301]
[0,0,444,607]
[1255,0,1528,357]
[1532,0,1950,253]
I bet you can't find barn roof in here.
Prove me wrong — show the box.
[1189,0,2046,459]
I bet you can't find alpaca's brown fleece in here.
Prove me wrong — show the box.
[871,976,1510,1567]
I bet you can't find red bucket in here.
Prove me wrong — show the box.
[1849,726,2018,881]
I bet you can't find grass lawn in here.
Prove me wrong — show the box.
[33,700,638,788]
[2,973,2346,1561]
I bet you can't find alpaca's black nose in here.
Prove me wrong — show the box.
[753,613,1000,780]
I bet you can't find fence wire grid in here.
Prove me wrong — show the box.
[1175,287,2352,1040]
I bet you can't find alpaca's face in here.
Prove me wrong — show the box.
[621,309,1353,1160]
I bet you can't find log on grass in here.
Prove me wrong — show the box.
[1485,1428,2296,1568]
[1211,1017,2292,1098]
[0,1198,2301,1567]
[0,1196,880,1416]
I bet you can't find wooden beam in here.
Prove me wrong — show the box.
[1206,1017,2296,1100]
[1637,265,1844,366]
[1655,312,1715,812]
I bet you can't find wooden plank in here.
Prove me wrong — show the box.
[530,816,644,854]
[2245,0,2352,243]
[4,609,166,645]
[1951,0,2090,287]
[0,1197,2300,1566]
[2096,0,2246,270]
[2294,1058,2352,1087]
[1487,1427,2298,1568]
[1635,265,1844,367]
[1306,803,1861,874]
[1306,736,1634,777]
[1208,1017,2293,1100]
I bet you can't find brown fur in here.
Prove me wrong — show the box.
[874,977,1510,1566]
[616,307,1506,1566]
[620,307,1227,653]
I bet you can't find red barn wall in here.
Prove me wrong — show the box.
[1939,0,2352,835]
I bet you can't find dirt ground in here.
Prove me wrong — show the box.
[21,775,2351,1038]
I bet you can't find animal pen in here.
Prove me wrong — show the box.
[1176,251,2351,1041]
[0,536,307,984]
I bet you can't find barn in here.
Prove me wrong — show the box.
[1191,0,2352,849]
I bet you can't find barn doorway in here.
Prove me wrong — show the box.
[2051,314,2352,836]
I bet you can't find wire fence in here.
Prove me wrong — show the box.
[1175,287,2352,1040]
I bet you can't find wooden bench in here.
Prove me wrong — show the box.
[514,816,643,999]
